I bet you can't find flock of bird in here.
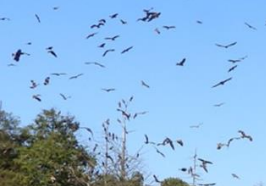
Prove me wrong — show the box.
[1,2,260,186]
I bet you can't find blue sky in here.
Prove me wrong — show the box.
[1,0,266,185]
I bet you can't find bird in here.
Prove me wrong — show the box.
[30,80,38,89]
[154,28,160,34]
[69,73,84,79]
[32,94,41,102]
[99,19,106,24]
[226,137,241,147]
[176,139,184,146]
[190,123,203,128]
[53,7,59,10]
[154,147,165,158]
[215,42,237,48]
[133,111,148,119]
[35,14,41,23]
[90,23,104,29]
[109,13,118,19]
[160,137,175,150]
[85,62,105,68]
[238,130,253,141]
[232,173,240,179]
[196,20,203,24]
[176,58,186,66]
[144,134,149,144]
[198,158,212,173]
[214,102,225,107]
[80,127,94,137]
[86,32,98,39]
[0,17,10,21]
[211,77,232,88]
[102,88,115,92]
[244,22,257,30]
[51,73,66,76]
[121,46,133,54]
[141,80,150,88]
[228,55,248,63]
[163,25,176,29]
[105,35,120,41]
[217,143,227,150]
[46,47,57,57]
[59,93,71,100]
[102,49,115,57]
[153,175,161,183]
[120,19,127,24]
[228,65,238,73]
[44,77,50,85]
[98,43,105,48]
[12,49,30,62]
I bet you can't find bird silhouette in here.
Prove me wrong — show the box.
[176,139,184,146]
[232,173,240,179]
[80,127,94,137]
[196,20,203,24]
[153,175,161,183]
[215,42,237,48]
[59,93,71,100]
[69,73,83,79]
[102,88,115,92]
[85,62,105,68]
[244,22,256,30]
[0,17,10,21]
[211,77,232,88]
[98,43,105,48]
[176,58,186,66]
[13,49,30,62]
[141,80,150,88]
[32,94,41,102]
[30,80,38,89]
[105,35,120,41]
[102,49,115,57]
[120,19,127,24]
[121,46,133,54]
[86,32,98,39]
[228,55,247,63]
[110,13,118,19]
[198,158,212,173]
[190,123,203,128]
[154,147,165,158]
[214,102,225,107]
[154,28,160,34]
[35,14,41,23]
[238,130,253,141]
[90,23,104,29]
[228,65,238,73]
[51,73,66,76]
[163,25,176,29]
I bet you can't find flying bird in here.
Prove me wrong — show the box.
[176,139,184,146]
[80,127,94,137]
[141,80,150,88]
[121,46,133,54]
[102,49,115,57]
[59,93,71,100]
[35,14,41,23]
[105,35,120,41]
[163,25,176,29]
[214,102,225,107]
[238,130,253,141]
[215,42,237,49]
[196,20,203,24]
[154,28,160,34]
[102,88,115,92]
[69,73,84,79]
[98,43,105,48]
[32,94,41,102]
[85,62,105,68]
[198,158,213,173]
[90,23,104,29]
[0,17,10,21]
[154,147,165,158]
[120,19,127,24]
[176,58,186,66]
[190,123,203,128]
[12,49,30,62]
[86,32,98,39]
[228,65,238,73]
[228,55,247,63]
[244,22,257,30]
[153,175,161,183]
[44,77,50,85]
[211,77,232,88]
[30,80,38,89]
[110,13,118,19]
[51,73,66,76]
[232,173,240,179]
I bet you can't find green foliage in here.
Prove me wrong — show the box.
[161,177,190,186]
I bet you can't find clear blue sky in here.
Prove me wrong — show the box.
[1,0,266,185]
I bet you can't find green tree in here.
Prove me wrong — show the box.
[161,177,190,186]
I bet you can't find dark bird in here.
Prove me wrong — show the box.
[244,22,257,30]
[86,32,98,39]
[85,62,105,68]
[198,158,213,173]
[102,49,115,57]
[99,19,106,24]
[47,50,57,58]
[214,102,225,107]
[59,93,71,100]
[90,22,104,29]
[133,111,148,119]
[69,73,84,79]
[0,17,10,21]
[35,14,41,23]
[160,137,175,150]
[190,123,203,128]
[102,88,115,92]
[12,49,30,62]
[121,46,133,54]
[44,77,50,85]
[228,65,238,73]
[176,139,184,146]
[98,43,105,48]
[176,58,186,66]
[110,13,118,19]
[228,55,247,63]
[141,80,150,88]
[163,25,176,29]
[30,80,38,89]
[217,143,227,150]
[215,42,237,49]
[154,28,160,34]
[226,137,241,147]
[154,147,165,158]
[32,94,41,102]
[7,63,16,67]
[196,20,203,24]
[147,12,161,22]
[179,168,187,172]
[144,134,149,144]
[238,130,253,141]
[120,19,127,24]
[153,175,161,183]
[26,42,32,45]
[51,72,66,76]
[211,77,232,88]
[80,127,94,137]
[232,173,240,179]
[53,7,59,10]
[105,35,120,41]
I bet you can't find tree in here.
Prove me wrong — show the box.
[161,177,190,186]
